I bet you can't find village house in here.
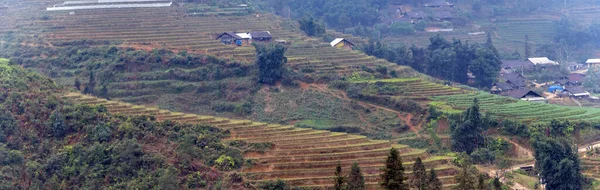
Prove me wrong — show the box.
[249,31,273,42]
[560,86,591,98]
[216,32,243,45]
[216,31,272,45]
[528,57,559,65]
[554,73,585,87]
[501,60,534,74]
[330,38,355,50]
[406,11,427,20]
[491,73,528,94]
[586,59,600,68]
[433,10,453,21]
[506,89,546,103]
[424,0,454,8]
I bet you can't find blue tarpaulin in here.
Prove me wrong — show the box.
[548,86,563,92]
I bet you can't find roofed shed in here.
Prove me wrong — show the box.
[250,31,272,42]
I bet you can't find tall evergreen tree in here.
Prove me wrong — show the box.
[99,85,109,100]
[533,137,584,190]
[477,174,488,190]
[380,148,407,190]
[348,162,365,190]
[485,32,500,58]
[427,168,443,190]
[451,98,485,154]
[334,163,345,190]
[524,35,531,59]
[74,78,81,91]
[83,70,96,94]
[454,165,475,190]
[411,157,427,190]
[492,177,502,190]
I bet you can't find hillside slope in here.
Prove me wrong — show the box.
[64,92,460,189]
[0,60,247,189]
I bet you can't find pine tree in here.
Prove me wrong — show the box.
[74,78,81,91]
[99,85,109,100]
[524,35,531,60]
[454,165,475,190]
[83,70,96,94]
[334,163,345,190]
[348,162,365,190]
[411,157,427,190]
[477,174,488,190]
[492,177,502,190]
[427,168,443,190]
[380,148,407,190]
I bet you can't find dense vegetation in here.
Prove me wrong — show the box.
[360,35,501,87]
[0,60,249,189]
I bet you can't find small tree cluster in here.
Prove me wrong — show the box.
[254,43,287,85]
[333,162,365,190]
[411,157,443,190]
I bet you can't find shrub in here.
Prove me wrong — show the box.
[470,148,496,164]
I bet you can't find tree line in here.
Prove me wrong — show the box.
[360,34,502,87]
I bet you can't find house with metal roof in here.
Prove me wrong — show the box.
[424,0,454,7]
[527,57,559,65]
[249,31,273,42]
[561,87,591,98]
[501,60,534,74]
[216,32,244,45]
[586,59,600,68]
[330,38,355,50]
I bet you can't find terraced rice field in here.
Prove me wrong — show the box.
[432,92,600,125]
[63,92,459,189]
[581,157,600,180]
[567,6,600,26]
[493,17,557,51]
[286,42,410,75]
[352,78,467,99]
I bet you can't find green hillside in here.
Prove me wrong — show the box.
[1,0,599,189]
[0,60,248,189]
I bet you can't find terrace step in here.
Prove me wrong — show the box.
[251,146,417,164]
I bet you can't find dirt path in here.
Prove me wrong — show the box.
[578,141,600,153]
[503,137,534,158]
[477,164,534,190]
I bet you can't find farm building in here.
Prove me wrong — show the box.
[216,32,243,45]
[490,82,515,94]
[216,31,272,45]
[250,31,273,42]
[561,87,591,98]
[330,38,355,50]
[406,11,427,20]
[527,57,559,65]
[500,73,527,88]
[586,59,600,68]
[506,89,546,103]
[501,60,533,74]
[424,0,453,7]
[433,10,453,20]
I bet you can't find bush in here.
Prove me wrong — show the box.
[470,148,496,164]
[260,179,288,190]
[390,22,415,35]
[500,120,530,137]
[330,126,362,134]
